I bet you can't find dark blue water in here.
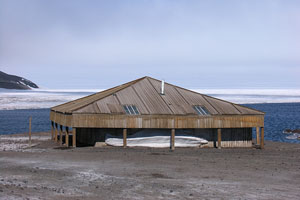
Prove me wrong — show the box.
[0,109,51,134]
[245,103,300,144]
[0,103,299,143]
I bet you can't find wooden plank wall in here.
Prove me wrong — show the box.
[50,111,72,127]
[72,114,264,129]
[51,110,264,129]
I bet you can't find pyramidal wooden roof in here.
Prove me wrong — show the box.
[51,76,264,115]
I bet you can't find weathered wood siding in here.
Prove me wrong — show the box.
[72,113,264,128]
[51,110,264,129]
[50,111,72,127]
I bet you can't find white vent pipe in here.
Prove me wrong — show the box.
[161,80,165,95]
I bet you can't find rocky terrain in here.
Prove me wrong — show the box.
[0,132,300,199]
[0,71,38,90]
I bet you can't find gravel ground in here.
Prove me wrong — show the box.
[0,132,300,200]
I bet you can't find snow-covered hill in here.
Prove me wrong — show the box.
[0,71,39,90]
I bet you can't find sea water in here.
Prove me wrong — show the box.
[0,89,299,143]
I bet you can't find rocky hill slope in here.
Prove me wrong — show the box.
[0,71,39,90]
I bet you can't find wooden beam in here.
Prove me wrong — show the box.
[217,128,221,149]
[65,127,69,147]
[260,127,264,149]
[29,117,32,147]
[256,127,260,145]
[51,121,54,140]
[171,129,175,150]
[59,125,63,146]
[55,123,58,142]
[72,128,76,147]
[123,128,127,148]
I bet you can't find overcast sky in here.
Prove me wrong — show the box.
[0,0,299,89]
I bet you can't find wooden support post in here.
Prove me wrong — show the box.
[65,127,69,147]
[29,117,32,147]
[260,127,264,149]
[123,128,127,148]
[217,128,221,149]
[72,128,76,148]
[55,123,58,142]
[51,121,54,140]
[256,127,260,145]
[59,125,63,146]
[171,129,175,150]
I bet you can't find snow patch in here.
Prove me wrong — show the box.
[286,133,300,140]
[0,142,30,151]
[105,129,208,148]
[0,136,49,141]
[106,136,208,147]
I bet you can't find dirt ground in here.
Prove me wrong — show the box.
[0,132,300,200]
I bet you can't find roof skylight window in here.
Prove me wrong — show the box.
[193,105,210,115]
[123,105,140,115]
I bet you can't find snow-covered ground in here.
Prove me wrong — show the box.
[0,134,50,151]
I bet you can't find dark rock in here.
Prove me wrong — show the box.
[283,129,293,134]
[0,71,38,90]
[292,129,300,133]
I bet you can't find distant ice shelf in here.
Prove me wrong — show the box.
[1,88,300,110]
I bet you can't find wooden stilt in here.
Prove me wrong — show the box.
[55,123,58,142]
[51,121,54,140]
[29,117,32,147]
[171,129,175,150]
[59,125,63,146]
[66,127,69,147]
[217,128,221,149]
[256,127,260,145]
[72,128,76,147]
[260,127,264,149]
[123,128,127,148]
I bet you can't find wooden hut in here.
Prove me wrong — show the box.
[50,76,265,149]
